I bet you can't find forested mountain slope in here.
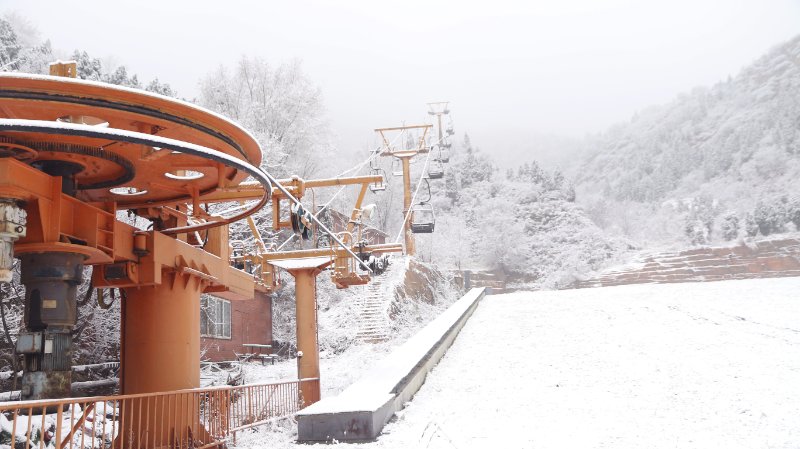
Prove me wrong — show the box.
[401,138,628,288]
[576,35,800,245]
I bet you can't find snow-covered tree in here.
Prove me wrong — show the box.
[719,211,740,241]
[145,77,176,97]
[198,57,330,178]
[0,17,21,70]
[102,65,141,88]
[72,50,103,81]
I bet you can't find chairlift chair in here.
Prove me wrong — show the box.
[427,161,444,180]
[434,147,450,163]
[410,202,435,234]
[369,167,387,192]
[390,158,403,177]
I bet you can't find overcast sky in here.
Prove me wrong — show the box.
[3,0,800,163]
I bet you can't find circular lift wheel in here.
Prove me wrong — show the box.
[0,73,273,235]
[0,119,272,235]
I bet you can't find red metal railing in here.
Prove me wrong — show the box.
[0,378,318,449]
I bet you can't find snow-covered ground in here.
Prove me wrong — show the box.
[236,277,800,448]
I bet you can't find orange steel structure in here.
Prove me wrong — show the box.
[375,124,432,256]
[206,173,403,404]
[251,173,403,402]
[0,70,265,396]
[0,67,274,444]
[202,173,400,292]
[0,65,404,438]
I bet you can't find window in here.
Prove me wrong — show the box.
[201,296,231,339]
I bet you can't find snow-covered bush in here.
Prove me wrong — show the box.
[719,211,740,241]
[744,212,759,237]
[685,218,709,245]
[752,198,787,236]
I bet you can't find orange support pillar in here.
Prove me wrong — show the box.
[121,276,202,393]
[291,267,322,406]
[401,156,415,256]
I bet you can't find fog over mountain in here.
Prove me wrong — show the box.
[573,35,800,245]
[2,0,799,161]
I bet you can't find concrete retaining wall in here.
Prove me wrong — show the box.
[296,287,487,442]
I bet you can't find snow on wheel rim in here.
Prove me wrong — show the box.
[165,169,205,181]
[110,186,148,196]
[0,119,273,236]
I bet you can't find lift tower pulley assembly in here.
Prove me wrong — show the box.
[0,69,268,441]
[375,124,433,256]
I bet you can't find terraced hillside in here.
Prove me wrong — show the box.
[575,238,800,288]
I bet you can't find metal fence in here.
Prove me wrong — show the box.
[0,378,318,449]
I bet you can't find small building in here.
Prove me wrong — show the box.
[200,291,273,362]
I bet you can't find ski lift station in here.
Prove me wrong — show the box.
[0,64,469,447]
[1,55,799,449]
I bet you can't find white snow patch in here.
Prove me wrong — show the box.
[232,277,800,448]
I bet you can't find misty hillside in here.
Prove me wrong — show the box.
[393,139,628,289]
[575,35,800,245]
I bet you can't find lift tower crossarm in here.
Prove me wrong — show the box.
[427,101,450,148]
[196,175,383,202]
[256,170,375,274]
[375,124,432,155]
[261,243,404,261]
[374,124,432,132]
[374,124,434,256]
[228,173,394,295]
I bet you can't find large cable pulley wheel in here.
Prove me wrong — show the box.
[0,73,267,233]
[0,119,273,235]
[17,141,135,190]
[290,203,313,240]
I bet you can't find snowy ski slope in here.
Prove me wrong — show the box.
[360,277,800,449]
[233,277,800,448]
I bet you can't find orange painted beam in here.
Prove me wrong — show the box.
[0,158,252,297]
[197,175,383,203]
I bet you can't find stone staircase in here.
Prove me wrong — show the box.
[354,271,392,342]
[574,238,800,288]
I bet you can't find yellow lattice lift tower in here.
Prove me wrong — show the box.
[375,124,432,256]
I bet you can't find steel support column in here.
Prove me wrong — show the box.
[290,267,322,406]
[401,157,415,256]
[121,277,203,394]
